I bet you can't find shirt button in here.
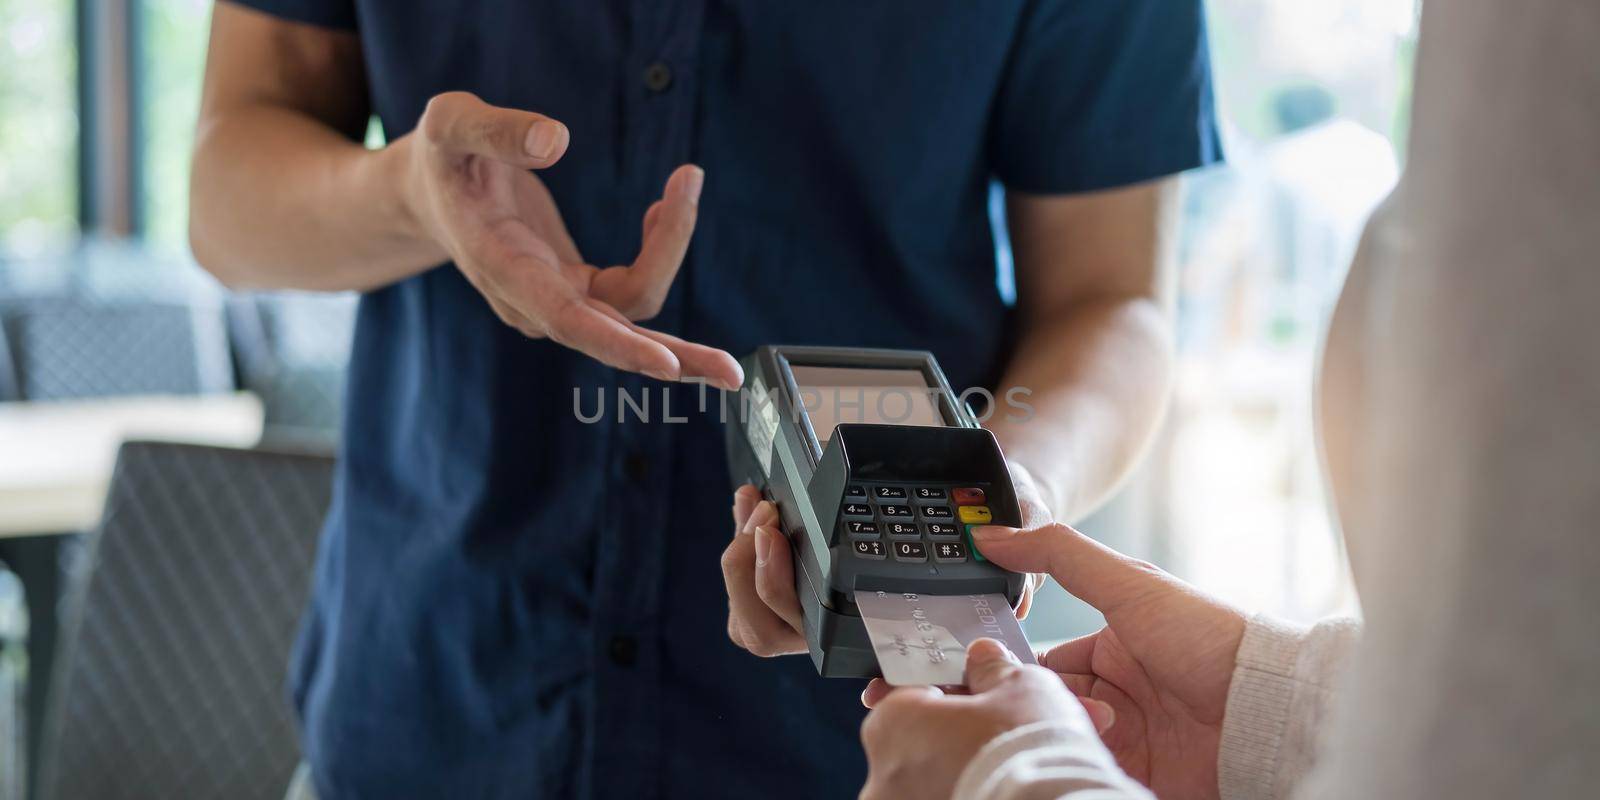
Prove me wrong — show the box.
[642,60,673,93]
[622,452,650,482]
[608,635,638,667]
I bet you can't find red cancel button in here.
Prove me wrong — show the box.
[953,487,986,506]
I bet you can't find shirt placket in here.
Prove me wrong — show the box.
[587,2,706,798]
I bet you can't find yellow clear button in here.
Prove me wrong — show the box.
[957,505,992,524]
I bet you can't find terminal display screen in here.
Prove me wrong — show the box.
[788,365,946,446]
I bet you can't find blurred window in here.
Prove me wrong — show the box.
[1023,0,1418,642]
[0,0,79,258]
[1164,0,1418,619]
[138,0,211,251]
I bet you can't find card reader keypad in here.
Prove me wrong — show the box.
[842,484,995,565]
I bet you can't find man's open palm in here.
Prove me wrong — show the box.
[404,91,742,388]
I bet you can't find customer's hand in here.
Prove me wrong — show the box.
[859,639,1116,800]
[1006,461,1055,618]
[967,522,1247,800]
[399,91,741,387]
[719,479,1046,658]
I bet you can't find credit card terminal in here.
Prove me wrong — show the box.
[723,346,1027,678]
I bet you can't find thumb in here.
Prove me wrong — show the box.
[963,638,1023,693]
[420,91,570,167]
[1080,697,1117,735]
[970,523,1168,615]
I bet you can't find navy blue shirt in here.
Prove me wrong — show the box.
[233,1,1219,797]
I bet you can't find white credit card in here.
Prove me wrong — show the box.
[854,590,1036,686]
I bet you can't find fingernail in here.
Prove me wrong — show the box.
[525,121,565,159]
[968,637,1012,662]
[742,501,769,535]
[754,526,773,566]
[645,368,679,382]
[997,642,1020,664]
[679,166,704,206]
[970,525,1019,542]
[1085,699,1117,734]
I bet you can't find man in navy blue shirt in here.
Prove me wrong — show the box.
[190,2,1219,797]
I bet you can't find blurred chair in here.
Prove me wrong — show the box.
[35,441,334,800]
[227,294,355,444]
[0,297,232,401]
[0,565,26,800]
[0,317,18,401]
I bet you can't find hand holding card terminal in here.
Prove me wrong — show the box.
[723,346,1029,678]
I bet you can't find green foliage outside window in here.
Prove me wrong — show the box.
[0,0,78,257]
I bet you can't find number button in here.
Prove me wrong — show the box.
[873,486,908,499]
[914,487,947,499]
[957,505,992,524]
[879,504,913,518]
[892,541,927,562]
[884,522,920,538]
[919,505,953,519]
[933,541,968,562]
[845,520,879,537]
[846,484,867,499]
[853,540,886,559]
[953,487,986,505]
[926,522,960,537]
[843,503,873,518]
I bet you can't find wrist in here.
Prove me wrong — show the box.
[1008,459,1073,524]
[373,134,449,264]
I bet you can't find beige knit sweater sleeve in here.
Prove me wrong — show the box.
[1214,617,1359,800]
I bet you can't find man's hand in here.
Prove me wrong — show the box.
[859,639,1116,800]
[399,91,742,387]
[720,485,807,656]
[719,480,1044,659]
[968,522,1247,800]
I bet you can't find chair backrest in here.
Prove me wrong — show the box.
[226,295,354,442]
[0,315,17,401]
[37,441,334,800]
[0,297,232,401]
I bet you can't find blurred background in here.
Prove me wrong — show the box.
[0,0,1418,796]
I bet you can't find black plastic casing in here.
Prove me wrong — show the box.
[723,346,1026,678]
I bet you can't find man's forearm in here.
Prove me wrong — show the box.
[986,295,1173,522]
[189,105,442,292]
